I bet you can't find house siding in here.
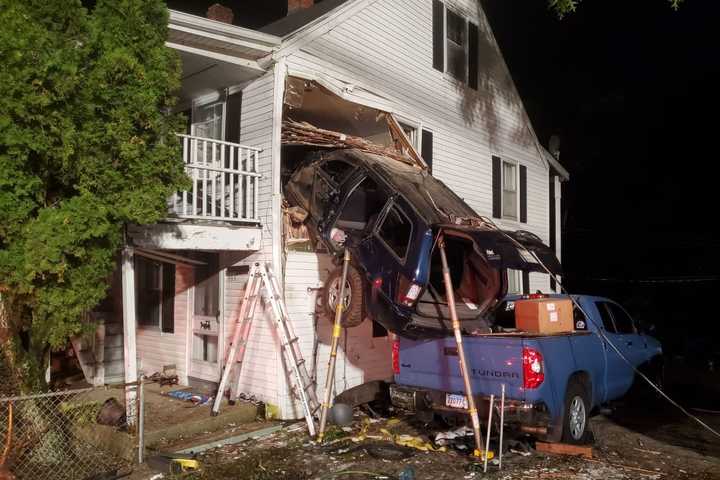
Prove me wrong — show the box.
[218,70,284,413]
[135,263,193,383]
[284,0,551,292]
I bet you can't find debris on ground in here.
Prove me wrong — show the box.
[163,390,213,406]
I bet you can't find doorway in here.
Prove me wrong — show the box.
[189,256,224,382]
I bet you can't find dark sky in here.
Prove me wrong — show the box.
[482,0,720,286]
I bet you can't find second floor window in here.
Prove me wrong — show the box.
[433,0,479,88]
[502,160,518,220]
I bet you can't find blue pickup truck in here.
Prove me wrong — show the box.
[389,294,663,444]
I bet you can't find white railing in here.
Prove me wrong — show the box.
[171,134,262,223]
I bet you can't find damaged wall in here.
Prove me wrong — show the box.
[282,0,552,292]
[280,251,393,418]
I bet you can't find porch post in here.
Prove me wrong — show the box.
[121,246,139,426]
[553,175,562,289]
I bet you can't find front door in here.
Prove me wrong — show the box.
[189,261,224,382]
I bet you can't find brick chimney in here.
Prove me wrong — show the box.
[207,3,234,24]
[288,0,314,15]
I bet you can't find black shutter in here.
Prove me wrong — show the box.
[432,0,444,72]
[522,271,530,295]
[161,263,176,334]
[519,165,527,223]
[468,22,479,89]
[492,155,501,218]
[421,129,433,172]
[225,90,242,143]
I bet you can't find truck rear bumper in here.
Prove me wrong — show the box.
[389,383,551,437]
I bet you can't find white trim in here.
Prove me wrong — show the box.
[169,10,281,50]
[554,175,562,263]
[121,247,138,425]
[271,58,287,277]
[166,42,266,72]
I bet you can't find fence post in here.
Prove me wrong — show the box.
[138,378,145,464]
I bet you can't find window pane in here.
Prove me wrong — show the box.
[192,334,218,363]
[336,177,388,232]
[503,162,516,191]
[378,206,412,260]
[506,269,521,294]
[192,102,224,140]
[446,9,467,81]
[135,257,161,327]
[195,269,219,317]
[608,303,635,334]
[595,302,616,333]
[503,190,517,220]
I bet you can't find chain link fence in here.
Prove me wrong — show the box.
[0,384,142,480]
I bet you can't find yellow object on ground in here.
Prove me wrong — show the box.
[472,449,495,460]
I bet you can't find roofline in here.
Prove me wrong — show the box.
[168,10,282,53]
[542,147,570,181]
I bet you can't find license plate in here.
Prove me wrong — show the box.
[445,393,469,409]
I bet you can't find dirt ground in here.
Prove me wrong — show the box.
[127,386,720,480]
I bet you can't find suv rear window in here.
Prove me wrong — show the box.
[378,205,412,260]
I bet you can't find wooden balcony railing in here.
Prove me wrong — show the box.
[170,134,262,223]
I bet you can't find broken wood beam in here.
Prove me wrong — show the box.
[535,441,593,459]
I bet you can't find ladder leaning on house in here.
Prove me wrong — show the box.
[211,262,321,435]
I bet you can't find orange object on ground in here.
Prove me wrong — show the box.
[515,298,573,334]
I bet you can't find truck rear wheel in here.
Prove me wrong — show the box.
[323,264,365,328]
[561,379,591,444]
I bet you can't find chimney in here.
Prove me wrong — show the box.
[207,3,234,24]
[288,0,314,15]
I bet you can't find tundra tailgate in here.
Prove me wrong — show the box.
[396,336,526,401]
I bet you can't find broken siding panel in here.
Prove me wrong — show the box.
[279,251,393,419]
[135,263,192,383]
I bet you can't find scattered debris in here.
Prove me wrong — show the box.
[146,452,200,475]
[163,389,213,406]
[96,398,126,427]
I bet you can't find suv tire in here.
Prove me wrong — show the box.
[323,264,365,328]
[561,379,592,444]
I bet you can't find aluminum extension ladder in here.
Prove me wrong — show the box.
[211,262,320,435]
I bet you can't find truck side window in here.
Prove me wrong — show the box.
[595,302,616,333]
[607,303,635,334]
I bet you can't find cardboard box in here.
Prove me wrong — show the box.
[515,298,574,334]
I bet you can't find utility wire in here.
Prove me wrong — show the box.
[478,216,720,441]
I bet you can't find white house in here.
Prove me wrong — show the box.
[77,0,569,420]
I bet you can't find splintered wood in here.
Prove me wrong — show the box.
[282,119,416,166]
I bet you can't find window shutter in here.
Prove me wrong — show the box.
[468,22,479,89]
[522,271,530,295]
[225,91,242,143]
[520,164,527,223]
[421,129,433,172]
[161,263,176,334]
[492,155,501,218]
[432,0,444,72]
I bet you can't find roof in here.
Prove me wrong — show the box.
[542,147,570,181]
[259,0,350,37]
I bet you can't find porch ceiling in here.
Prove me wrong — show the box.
[176,49,261,103]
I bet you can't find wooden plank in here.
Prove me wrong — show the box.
[535,441,593,459]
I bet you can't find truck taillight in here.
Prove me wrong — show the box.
[522,347,544,389]
[392,338,400,374]
[397,275,422,307]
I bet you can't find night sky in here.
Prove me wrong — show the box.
[168,0,719,352]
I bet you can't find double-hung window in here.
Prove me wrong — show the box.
[433,1,480,89]
[502,160,518,220]
[492,156,527,223]
[135,255,175,333]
